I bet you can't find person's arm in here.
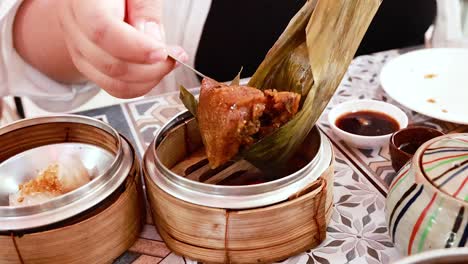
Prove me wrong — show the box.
[11,0,188,99]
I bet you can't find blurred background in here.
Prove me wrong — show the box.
[195,0,437,81]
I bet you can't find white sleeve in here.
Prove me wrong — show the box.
[0,0,99,112]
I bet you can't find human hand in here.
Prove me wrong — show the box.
[57,0,187,98]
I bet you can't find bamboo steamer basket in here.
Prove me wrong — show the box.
[143,111,334,263]
[0,115,145,264]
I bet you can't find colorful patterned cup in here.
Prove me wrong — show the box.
[386,133,468,256]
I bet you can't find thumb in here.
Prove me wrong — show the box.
[126,0,165,42]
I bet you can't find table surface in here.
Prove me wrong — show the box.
[76,48,468,264]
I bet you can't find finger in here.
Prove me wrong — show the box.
[66,42,173,99]
[126,0,163,27]
[167,45,189,64]
[126,0,167,51]
[70,0,167,64]
[60,9,176,83]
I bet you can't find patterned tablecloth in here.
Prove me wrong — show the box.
[76,48,468,264]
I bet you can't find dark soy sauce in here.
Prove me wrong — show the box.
[398,142,420,155]
[336,110,399,136]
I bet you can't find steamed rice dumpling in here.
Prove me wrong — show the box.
[197,78,300,168]
[9,156,90,206]
[180,0,380,172]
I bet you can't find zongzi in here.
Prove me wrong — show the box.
[197,78,300,169]
[180,0,380,173]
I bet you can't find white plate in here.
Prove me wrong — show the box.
[380,48,468,124]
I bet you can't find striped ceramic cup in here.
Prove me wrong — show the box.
[386,133,468,256]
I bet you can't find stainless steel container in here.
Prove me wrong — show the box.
[143,111,333,209]
[0,115,135,231]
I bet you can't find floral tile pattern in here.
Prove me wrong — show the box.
[305,150,398,264]
[73,48,467,263]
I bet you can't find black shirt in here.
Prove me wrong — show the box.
[195,0,436,82]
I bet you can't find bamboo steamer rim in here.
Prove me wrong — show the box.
[0,114,134,231]
[144,111,333,209]
[0,114,120,141]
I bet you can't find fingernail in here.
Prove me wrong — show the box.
[167,46,188,67]
[144,21,164,42]
[176,54,189,67]
[148,48,167,63]
[168,46,189,63]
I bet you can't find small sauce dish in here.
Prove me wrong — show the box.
[389,126,444,172]
[328,99,408,149]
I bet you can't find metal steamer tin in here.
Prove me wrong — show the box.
[0,115,136,231]
[144,111,333,209]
